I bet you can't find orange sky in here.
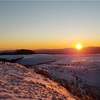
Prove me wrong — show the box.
[0,1,100,50]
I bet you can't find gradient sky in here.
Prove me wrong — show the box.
[0,1,100,50]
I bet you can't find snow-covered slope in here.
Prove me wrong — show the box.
[0,62,78,100]
[0,54,100,99]
[35,60,100,100]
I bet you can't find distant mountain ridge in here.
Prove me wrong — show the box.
[0,49,36,55]
[0,47,100,55]
[34,47,100,54]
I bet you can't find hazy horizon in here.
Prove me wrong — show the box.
[0,46,100,51]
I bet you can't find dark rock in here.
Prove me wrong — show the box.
[0,49,36,55]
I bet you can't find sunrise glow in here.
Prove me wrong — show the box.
[0,2,100,50]
[76,43,83,50]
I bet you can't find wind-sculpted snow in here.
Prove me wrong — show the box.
[0,62,78,100]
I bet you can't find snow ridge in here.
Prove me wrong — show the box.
[0,62,77,100]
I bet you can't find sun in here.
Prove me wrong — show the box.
[76,43,83,50]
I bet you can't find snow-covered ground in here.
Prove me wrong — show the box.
[31,54,100,100]
[0,54,100,65]
[0,62,78,100]
[0,54,100,99]
[0,55,23,60]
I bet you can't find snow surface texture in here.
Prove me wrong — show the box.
[32,55,100,99]
[0,62,77,100]
[0,54,100,99]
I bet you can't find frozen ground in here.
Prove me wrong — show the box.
[32,54,100,99]
[0,62,78,100]
[0,54,100,99]
[0,55,23,60]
